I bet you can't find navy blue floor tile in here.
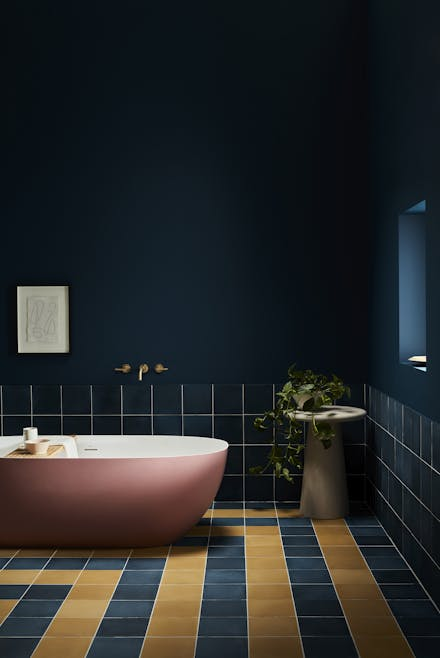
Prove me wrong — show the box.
[45,557,88,570]
[198,617,247,636]
[396,618,440,636]
[9,600,62,617]
[352,534,392,545]
[280,526,315,536]
[286,557,326,570]
[119,571,162,585]
[215,502,245,509]
[208,546,244,558]
[360,546,401,557]
[0,586,28,599]
[206,557,245,570]
[282,535,319,546]
[379,584,429,599]
[204,570,246,584]
[86,637,144,658]
[365,556,408,569]
[97,618,148,636]
[408,637,440,658]
[209,537,244,546]
[299,617,350,636]
[174,537,209,546]
[345,516,379,526]
[279,518,312,526]
[292,585,339,600]
[201,600,247,617]
[0,617,52,636]
[112,584,159,600]
[104,600,154,618]
[6,558,48,570]
[0,638,40,658]
[284,547,322,557]
[245,518,278,526]
[85,558,127,570]
[197,518,211,526]
[0,558,10,568]
[289,570,332,584]
[203,584,246,600]
[372,569,417,584]
[302,636,358,657]
[196,637,248,658]
[388,600,439,618]
[23,585,71,600]
[211,518,244,526]
[245,502,275,509]
[125,558,166,570]
[295,599,343,616]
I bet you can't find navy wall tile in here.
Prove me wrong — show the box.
[93,416,122,435]
[183,385,212,414]
[123,416,152,435]
[184,416,212,438]
[62,416,92,435]
[245,475,274,501]
[2,386,31,415]
[214,416,243,444]
[216,476,244,501]
[244,415,271,444]
[33,416,62,435]
[152,415,182,435]
[153,385,181,415]
[62,385,91,414]
[3,416,31,435]
[92,386,121,414]
[225,446,243,475]
[214,386,242,414]
[32,385,61,414]
[122,386,150,414]
[244,385,273,414]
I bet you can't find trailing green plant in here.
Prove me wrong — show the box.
[249,364,350,483]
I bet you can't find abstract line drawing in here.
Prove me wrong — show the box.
[17,286,69,353]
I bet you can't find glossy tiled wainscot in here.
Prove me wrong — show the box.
[0,504,438,658]
[0,384,366,503]
[366,386,440,607]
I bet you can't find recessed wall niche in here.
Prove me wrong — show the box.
[398,200,427,371]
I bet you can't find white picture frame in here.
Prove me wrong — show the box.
[17,286,70,354]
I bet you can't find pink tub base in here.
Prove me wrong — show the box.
[0,439,227,547]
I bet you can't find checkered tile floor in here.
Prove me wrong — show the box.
[0,504,438,658]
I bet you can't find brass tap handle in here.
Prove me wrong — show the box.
[154,363,169,374]
[114,363,131,374]
[138,363,149,381]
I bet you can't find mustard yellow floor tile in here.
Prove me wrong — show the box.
[130,547,169,558]
[210,526,244,536]
[147,616,199,636]
[0,549,19,557]
[247,569,290,584]
[161,569,204,584]
[75,570,121,585]
[166,557,206,570]
[245,536,283,547]
[0,600,17,622]
[0,570,39,584]
[316,533,353,546]
[323,546,363,559]
[336,584,385,600]
[245,526,279,535]
[91,549,131,557]
[202,510,212,519]
[246,545,284,558]
[324,552,366,569]
[67,584,115,600]
[169,546,207,557]
[354,635,414,658]
[152,600,200,617]
[313,518,346,527]
[211,509,244,518]
[32,637,91,658]
[276,509,302,518]
[348,615,403,636]
[248,598,295,617]
[186,527,210,536]
[249,635,303,658]
[247,584,292,600]
[249,617,299,636]
[245,509,277,518]
[141,637,196,658]
[246,557,286,570]
[56,599,109,618]
[342,598,392,617]
[46,618,101,637]
[34,570,81,584]
[16,549,55,558]
[331,568,376,585]
[157,584,202,601]
[53,549,93,558]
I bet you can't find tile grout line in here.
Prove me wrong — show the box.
[120,385,123,435]
[138,543,173,657]
[60,385,63,435]
[192,505,213,658]
[242,384,246,503]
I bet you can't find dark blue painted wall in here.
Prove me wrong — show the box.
[368,0,440,420]
[2,1,368,385]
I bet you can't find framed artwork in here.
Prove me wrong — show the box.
[17,286,70,353]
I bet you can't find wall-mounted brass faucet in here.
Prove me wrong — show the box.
[114,363,131,374]
[138,364,149,381]
[154,363,169,374]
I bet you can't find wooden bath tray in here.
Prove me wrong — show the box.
[5,445,64,458]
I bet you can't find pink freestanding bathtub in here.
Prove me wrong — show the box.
[0,435,228,548]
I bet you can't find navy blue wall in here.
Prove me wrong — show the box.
[2,1,368,385]
[368,0,440,420]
